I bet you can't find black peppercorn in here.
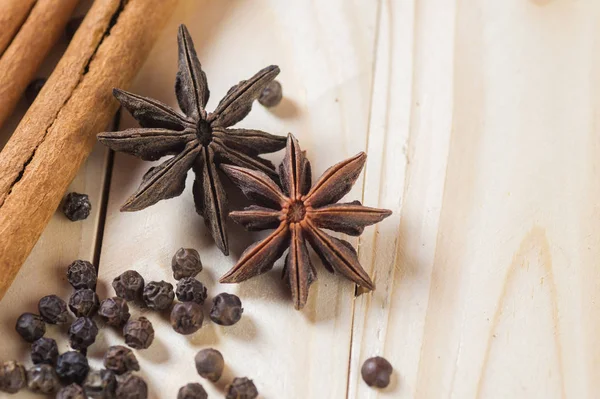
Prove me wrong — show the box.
[170,302,204,335]
[116,373,148,399]
[15,312,46,342]
[225,377,258,399]
[57,383,86,399]
[258,80,283,108]
[25,77,47,104]
[112,270,145,302]
[27,364,61,394]
[123,317,154,349]
[69,288,100,317]
[177,382,208,399]
[83,369,117,398]
[194,348,224,382]
[210,293,243,326]
[63,192,92,221]
[171,248,202,280]
[65,16,85,41]
[56,351,90,385]
[0,361,27,394]
[31,337,59,365]
[104,345,140,375]
[143,281,174,310]
[69,317,99,350]
[98,297,130,327]
[38,294,68,324]
[67,260,97,290]
[176,277,207,304]
[361,356,393,388]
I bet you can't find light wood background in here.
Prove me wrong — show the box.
[1,0,598,398]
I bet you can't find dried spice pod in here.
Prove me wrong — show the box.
[112,270,145,302]
[258,80,283,108]
[361,356,393,388]
[210,293,243,326]
[225,377,258,399]
[123,317,154,349]
[63,192,92,221]
[27,364,61,394]
[143,281,174,310]
[31,337,59,365]
[38,294,68,324]
[104,346,140,375]
[97,25,286,256]
[69,288,100,317]
[0,360,27,394]
[15,312,45,342]
[68,317,98,350]
[57,383,86,399]
[67,260,97,290]
[170,302,204,335]
[178,382,208,399]
[171,248,202,280]
[98,297,130,327]
[56,351,89,385]
[194,348,224,382]
[176,277,207,304]
[116,373,148,399]
[83,369,117,398]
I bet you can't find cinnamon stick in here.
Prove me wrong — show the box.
[0,0,179,300]
[0,0,80,129]
[0,0,36,56]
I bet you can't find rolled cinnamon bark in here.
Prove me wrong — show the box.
[0,0,80,129]
[0,0,179,300]
[0,0,37,56]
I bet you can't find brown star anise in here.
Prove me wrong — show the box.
[221,134,392,309]
[97,25,285,255]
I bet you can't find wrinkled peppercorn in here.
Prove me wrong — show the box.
[258,80,283,108]
[15,312,46,342]
[116,373,148,399]
[31,337,59,365]
[25,78,46,104]
[67,260,97,290]
[69,317,98,350]
[176,277,207,304]
[104,346,140,375]
[171,248,202,280]
[69,288,100,317]
[57,383,86,399]
[98,297,130,327]
[112,270,145,302]
[38,294,68,324]
[170,302,204,335]
[210,293,243,326]
[361,356,393,388]
[63,192,92,221]
[83,369,117,398]
[0,361,27,393]
[65,16,85,41]
[177,382,208,399]
[225,377,258,399]
[27,364,61,394]
[143,281,174,310]
[123,317,154,349]
[194,348,224,382]
[56,351,89,385]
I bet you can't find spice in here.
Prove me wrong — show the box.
[123,317,154,349]
[97,25,285,256]
[143,281,174,310]
[57,383,86,399]
[112,270,145,302]
[31,337,59,365]
[221,134,392,309]
[63,192,92,221]
[170,302,204,335]
[225,377,258,399]
[83,369,117,398]
[210,293,243,326]
[68,317,99,350]
[98,297,130,327]
[361,356,393,388]
[194,348,224,382]
[38,294,68,324]
[27,364,61,394]
[56,351,89,385]
[25,78,47,104]
[0,361,27,394]
[115,373,148,399]
[69,288,100,317]
[67,260,97,290]
[65,16,85,41]
[104,346,140,375]
[172,248,202,280]
[15,312,45,342]
[258,80,283,108]
[177,382,208,399]
[176,277,207,304]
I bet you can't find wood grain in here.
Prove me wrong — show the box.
[0,0,36,56]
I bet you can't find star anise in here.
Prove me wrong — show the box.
[97,25,286,255]
[221,134,392,309]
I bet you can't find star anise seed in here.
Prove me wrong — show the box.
[221,134,392,309]
[97,24,286,255]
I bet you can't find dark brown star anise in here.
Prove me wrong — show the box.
[97,25,285,255]
[221,134,392,309]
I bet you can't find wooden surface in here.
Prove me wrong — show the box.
[1,0,599,398]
